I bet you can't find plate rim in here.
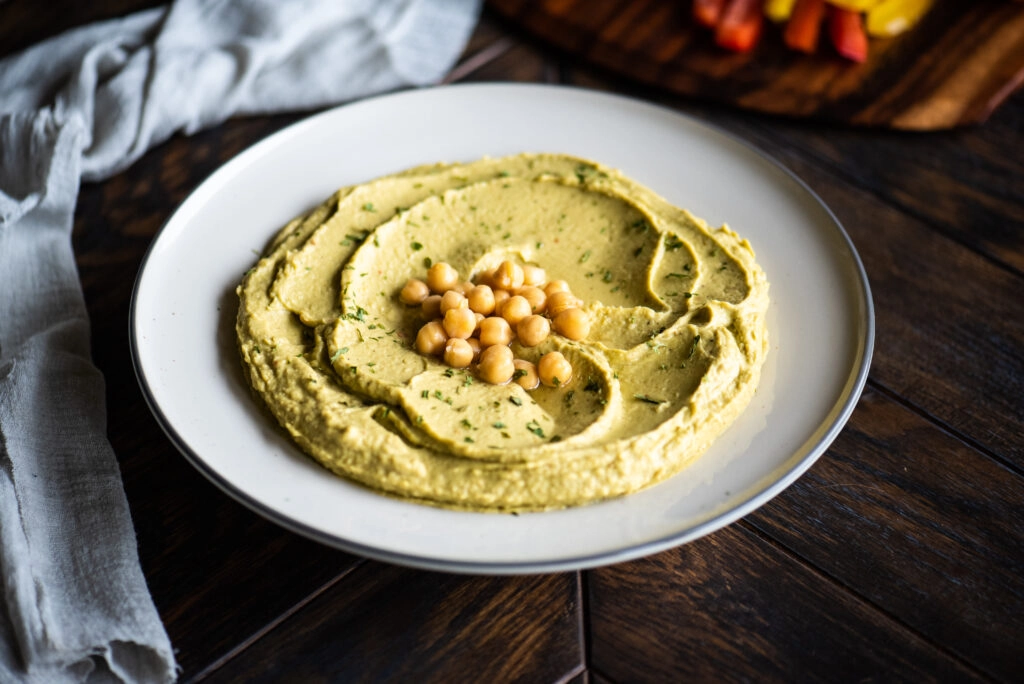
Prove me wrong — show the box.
[129,82,875,574]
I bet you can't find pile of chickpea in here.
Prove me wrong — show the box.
[399,260,591,388]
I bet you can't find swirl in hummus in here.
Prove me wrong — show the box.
[236,154,769,512]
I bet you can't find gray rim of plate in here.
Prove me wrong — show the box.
[129,82,875,575]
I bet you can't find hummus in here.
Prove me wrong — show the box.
[236,154,769,512]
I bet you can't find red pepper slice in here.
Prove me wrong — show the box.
[715,0,764,52]
[828,6,869,62]
[693,0,728,29]
[784,0,826,53]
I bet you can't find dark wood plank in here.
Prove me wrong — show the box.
[735,92,1024,275]
[201,565,583,683]
[488,0,1024,129]
[588,524,983,683]
[748,388,1024,682]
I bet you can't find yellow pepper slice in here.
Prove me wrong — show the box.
[827,0,884,10]
[765,0,798,22]
[866,0,935,37]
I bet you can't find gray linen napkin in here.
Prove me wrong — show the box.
[0,1,480,681]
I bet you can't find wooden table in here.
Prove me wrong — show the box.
[6,3,1023,682]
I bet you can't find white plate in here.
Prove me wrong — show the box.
[131,83,873,574]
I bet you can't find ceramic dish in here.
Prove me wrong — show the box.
[130,83,874,574]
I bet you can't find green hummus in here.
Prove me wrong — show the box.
[236,154,769,512]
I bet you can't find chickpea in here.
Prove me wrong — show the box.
[500,295,532,327]
[440,290,468,315]
[468,284,496,315]
[522,265,546,287]
[399,278,429,305]
[492,260,524,291]
[421,294,442,320]
[467,337,482,361]
[546,290,581,317]
[538,351,573,387]
[478,344,515,385]
[478,316,513,347]
[553,308,590,341]
[443,338,473,368]
[518,286,546,314]
[415,321,447,356]
[517,315,550,347]
[512,359,540,390]
[443,307,476,339]
[492,289,511,313]
[543,280,571,297]
[426,262,459,293]
[455,281,475,296]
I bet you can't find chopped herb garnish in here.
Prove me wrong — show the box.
[362,202,375,212]
[411,241,423,251]
[464,437,474,443]
[665,234,684,251]
[579,250,592,263]
[421,390,430,399]
[584,377,601,392]
[509,396,523,407]
[498,170,510,177]
[512,369,528,380]
[526,420,546,438]
[634,393,666,405]
[550,435,562,443]
[434,390,444,400]
[423,257,432,268]
[665,272,690,280]
[460,419,473,429]
[444,368,455,377]
[689,334,701,358]
[564,390,575,404]
[602,270,613,283]
[329,348,344,363]
[492,422,506,429]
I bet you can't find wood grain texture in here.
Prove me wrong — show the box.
[488,0,1024,130]
[748,389,1024,682]
[588,524,984,683]
[202,565,583,683]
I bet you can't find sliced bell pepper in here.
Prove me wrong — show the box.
[827,0,884,10]
[829,6,869,62]
[765,0,798,23]
[783,0,826,53]
[693,0,728,28]
[715,0,764,52]
[867,0,935,37]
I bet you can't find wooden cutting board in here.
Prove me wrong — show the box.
[488,0,1024,129]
